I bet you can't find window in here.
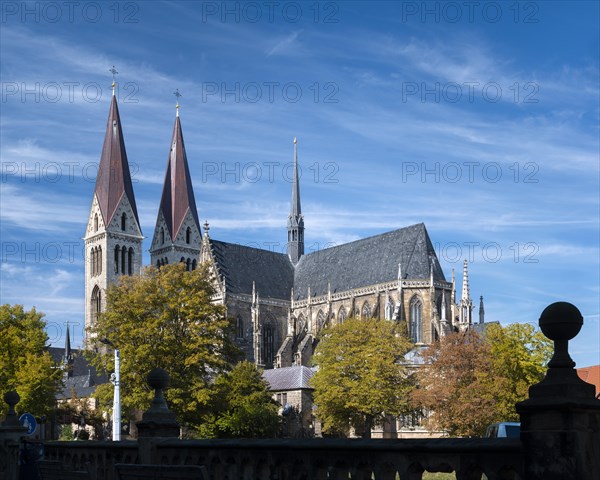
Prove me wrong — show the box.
[316,310,325,331]
[121,212,127,231]
[94,214,98,232]
[276,393,288,406]
[186,258,191,271]
[91,286,101,324]
[361,302,371,319]
[121,246,126,274]
[160,228,165,245]
[114,245,120,273]
[90,247,96,276]
[236,316,244,339]
[263,325,274,367]
[410,296,422,343]
[128,247,133,275]
[186,227,191,244]
[338,306,347,324]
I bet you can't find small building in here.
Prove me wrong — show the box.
[577,365,600,397]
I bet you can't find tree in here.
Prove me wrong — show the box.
[86,263,240,429]
[198,361,280,438]
[412,324,553,437]
[0,304,62,417]
[311,317,414,438]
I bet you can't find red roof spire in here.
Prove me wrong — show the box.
[94,95,140,226]
[158,111,200,240]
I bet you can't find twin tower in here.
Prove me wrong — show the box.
[83,92,304,335]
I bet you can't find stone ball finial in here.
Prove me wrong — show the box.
[4,391,20,408]
[539,302,583,342]
[147,368,170,391]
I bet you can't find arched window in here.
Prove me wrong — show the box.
[410,296,422,343]
[90,247,96,276]
[97,246,102,275]
[128,247,133,275]
[114,245,120,273]
[156,260,160,268]
[361,302,371,319]
[121,212,127,231]
[186,227,191,244]
[236,316,244,339]
[91,286,101,325]
[338,306,347,324]
[94,214,98,232]
[316,310,325,331]
[186,258,191,271]
[121,246,126,274]
[385,298,395,321]
[262,324,274,367]
[192,259,197,270]
[161,228,165,245]
[164,258,168,264]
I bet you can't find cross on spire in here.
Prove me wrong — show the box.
[174,89,182,116]
[109,65,118,96]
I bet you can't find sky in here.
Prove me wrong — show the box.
[1,1,599,367]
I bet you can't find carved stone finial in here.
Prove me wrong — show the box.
[136,368,179,438]
[2,391,22,427]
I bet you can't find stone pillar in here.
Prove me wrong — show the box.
[0,392,27,480]
[136,369,180,464]
[516,302,600,480]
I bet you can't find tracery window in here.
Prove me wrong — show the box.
[338,306,347,324]
[410,296,423,343]
[361,302,371,319]
[91,286,101,324]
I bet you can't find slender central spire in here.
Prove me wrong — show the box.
[461,259,470,301]
[174,88,181,117]
[287,137,304,264]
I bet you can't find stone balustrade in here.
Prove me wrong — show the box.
[2,302,599,480]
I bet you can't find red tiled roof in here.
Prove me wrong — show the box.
[577,365,600,396]
[94,95,140,226]
[158,116,199,239]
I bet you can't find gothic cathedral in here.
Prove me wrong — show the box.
[84,93,481,365]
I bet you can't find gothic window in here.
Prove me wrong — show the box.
[361,302,371,319]
[94,214,98,232]
[121,212,127,231]
[114,245,120,273]
[160,228,165,245]
[316,310,325,331]
[98,247,102,275]
[186,258,191,271]
[236,316,244,339]
[128,247,133,275]
[262,324,274,367]
[164,258,168,264]
[338,306,347,324]
[186,227,191,244]
[90,247,95,276]
[91,286,101,325]
[121,246,127,274]
[410,296,422,343]
[156,260,160,268]
[192,259,197,271]
[385,298,395,321]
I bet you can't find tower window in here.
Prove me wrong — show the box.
[121,245,127,274]
[121,212,127,231]
[114,245,120,273]
[161,228,165,245]
[236,316,244,339]
[192,259,197,270]
[410,296,422,343]
[262,324,274,367]
[186,258,191,271]
[98,246,102,275]
[94,214,98,232]
[128,247,134,275]
[186,227,191,244]
[91,286,101,325]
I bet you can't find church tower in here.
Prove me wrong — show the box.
[458,259,473,327]
[150,95,201,270]
[84,79,143,339]
[287,137,304,264]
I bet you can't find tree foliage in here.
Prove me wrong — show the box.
[0,304,62,418]
[412,324,552,437]
[311,317,414,438]
[86,263,240,428]
[198,361,280,438]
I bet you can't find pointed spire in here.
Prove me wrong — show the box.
[461,259,470,301]
[174,89,181,117]
[158,103,200,240]
[64,320,71,361]
[287,137,304,264]
[479,295,485,324]
[94,93,140,227]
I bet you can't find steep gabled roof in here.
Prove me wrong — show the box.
[158,116,200,239]
[293,223,445,300]
[262,366,314,391]
[209,239,294,299]
[94,95,140,226]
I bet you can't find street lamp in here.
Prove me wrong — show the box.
[100,338,121,441]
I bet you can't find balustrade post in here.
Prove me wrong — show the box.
[516,302,600,480]
[0,391,27,480]
[135,368,180,464]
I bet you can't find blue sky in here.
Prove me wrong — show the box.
[1,1,598,367]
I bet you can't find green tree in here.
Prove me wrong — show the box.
[86,263,240,429]
[0,304,62,417]
[198,361,280,438]
[413,324,552,437]
[311,317,414,438]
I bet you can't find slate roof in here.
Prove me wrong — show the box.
[48,347,107,400]
[262,366,314,391]
[209,239,294,299]
[158,116,200,239]
[94,95,140,226]
[293,223,446,300]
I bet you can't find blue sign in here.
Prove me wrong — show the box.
[19,413,37,436]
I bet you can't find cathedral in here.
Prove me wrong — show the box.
[84,89,482,368]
